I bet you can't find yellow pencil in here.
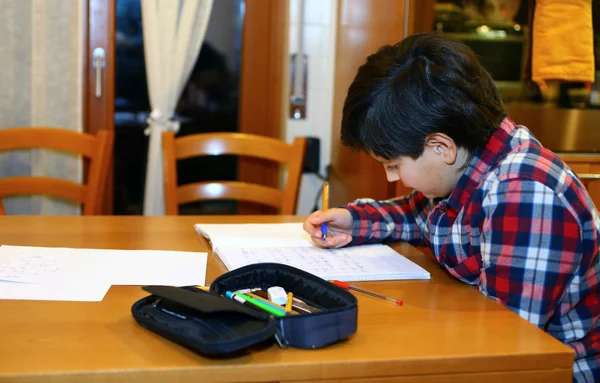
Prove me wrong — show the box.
[248,291,299,315]
[285,292,293,312]
[321,182,329,242]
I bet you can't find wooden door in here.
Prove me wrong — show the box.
[237,0,288,214]
[329,0,435,207]
[84,0,116,214]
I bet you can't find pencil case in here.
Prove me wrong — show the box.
[130,263,358,356]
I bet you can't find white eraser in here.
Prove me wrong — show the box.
[267,286,287,306]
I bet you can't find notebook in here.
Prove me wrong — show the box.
[194,223,430,282]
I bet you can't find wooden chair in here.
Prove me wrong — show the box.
[163,132,306,215]
[0,128,114,215]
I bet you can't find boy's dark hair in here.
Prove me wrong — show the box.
[341,32,506,160]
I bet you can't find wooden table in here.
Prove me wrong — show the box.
[0,216,573,383]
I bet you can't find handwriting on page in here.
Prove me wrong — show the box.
[0,253,61,283]
[239,247,369,275]
[0,245,209,286]
[216,244,431,281]
[196,222,431,281]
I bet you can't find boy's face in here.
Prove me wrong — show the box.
[373,133,468,199]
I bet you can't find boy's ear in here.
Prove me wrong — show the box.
[425,133,457,165]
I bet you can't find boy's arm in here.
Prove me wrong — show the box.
[479,178,583,328]
[342,191,434,246]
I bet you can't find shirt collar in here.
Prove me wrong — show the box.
[445,117,516,211]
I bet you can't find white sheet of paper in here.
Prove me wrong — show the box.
[102,249,207,286]
[0,281,111,302]
[194,223,314,249]
[214,244,430,281]
[0,246,107,284]
[0,245,208,287]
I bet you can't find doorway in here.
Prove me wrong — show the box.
[113,0,244,215]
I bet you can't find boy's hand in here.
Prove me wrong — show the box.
[303,208,353,248]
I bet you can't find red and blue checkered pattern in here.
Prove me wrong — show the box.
[344,118,600,383]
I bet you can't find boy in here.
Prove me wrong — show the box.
[303,33,599,382]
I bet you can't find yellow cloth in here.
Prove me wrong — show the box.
[532,0,595,92]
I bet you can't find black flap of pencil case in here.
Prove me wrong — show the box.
[131,263,358,356]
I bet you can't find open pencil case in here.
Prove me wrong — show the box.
[131,263,358,356]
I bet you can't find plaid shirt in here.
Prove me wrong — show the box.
[344,118,600,382]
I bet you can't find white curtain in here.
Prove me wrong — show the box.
[0,0,84,215]
[141,0,213,215]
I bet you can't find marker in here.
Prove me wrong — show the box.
[321,181,329,242]
[332,280,403,306]
[225,291,287,317]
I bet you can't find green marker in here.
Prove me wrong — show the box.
[225,291,287,317]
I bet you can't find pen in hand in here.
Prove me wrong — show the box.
[321,181,329,242]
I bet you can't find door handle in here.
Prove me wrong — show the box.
[92,47,106,98]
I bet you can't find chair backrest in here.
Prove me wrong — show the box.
[163,132,306,215]
[0,127,114,215]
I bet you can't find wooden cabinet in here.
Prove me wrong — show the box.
[328,5,600,211]
[506,104,600,209]
[558,154,600,209]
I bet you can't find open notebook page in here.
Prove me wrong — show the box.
[194,223,430,281]
[194,223,313,249]
[214,245,430,281]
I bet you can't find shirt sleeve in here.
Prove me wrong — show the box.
[479,178,582,328]
[342,191,435,246]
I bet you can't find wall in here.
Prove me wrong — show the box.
[285,0,338,214]
[0,0,84,215]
